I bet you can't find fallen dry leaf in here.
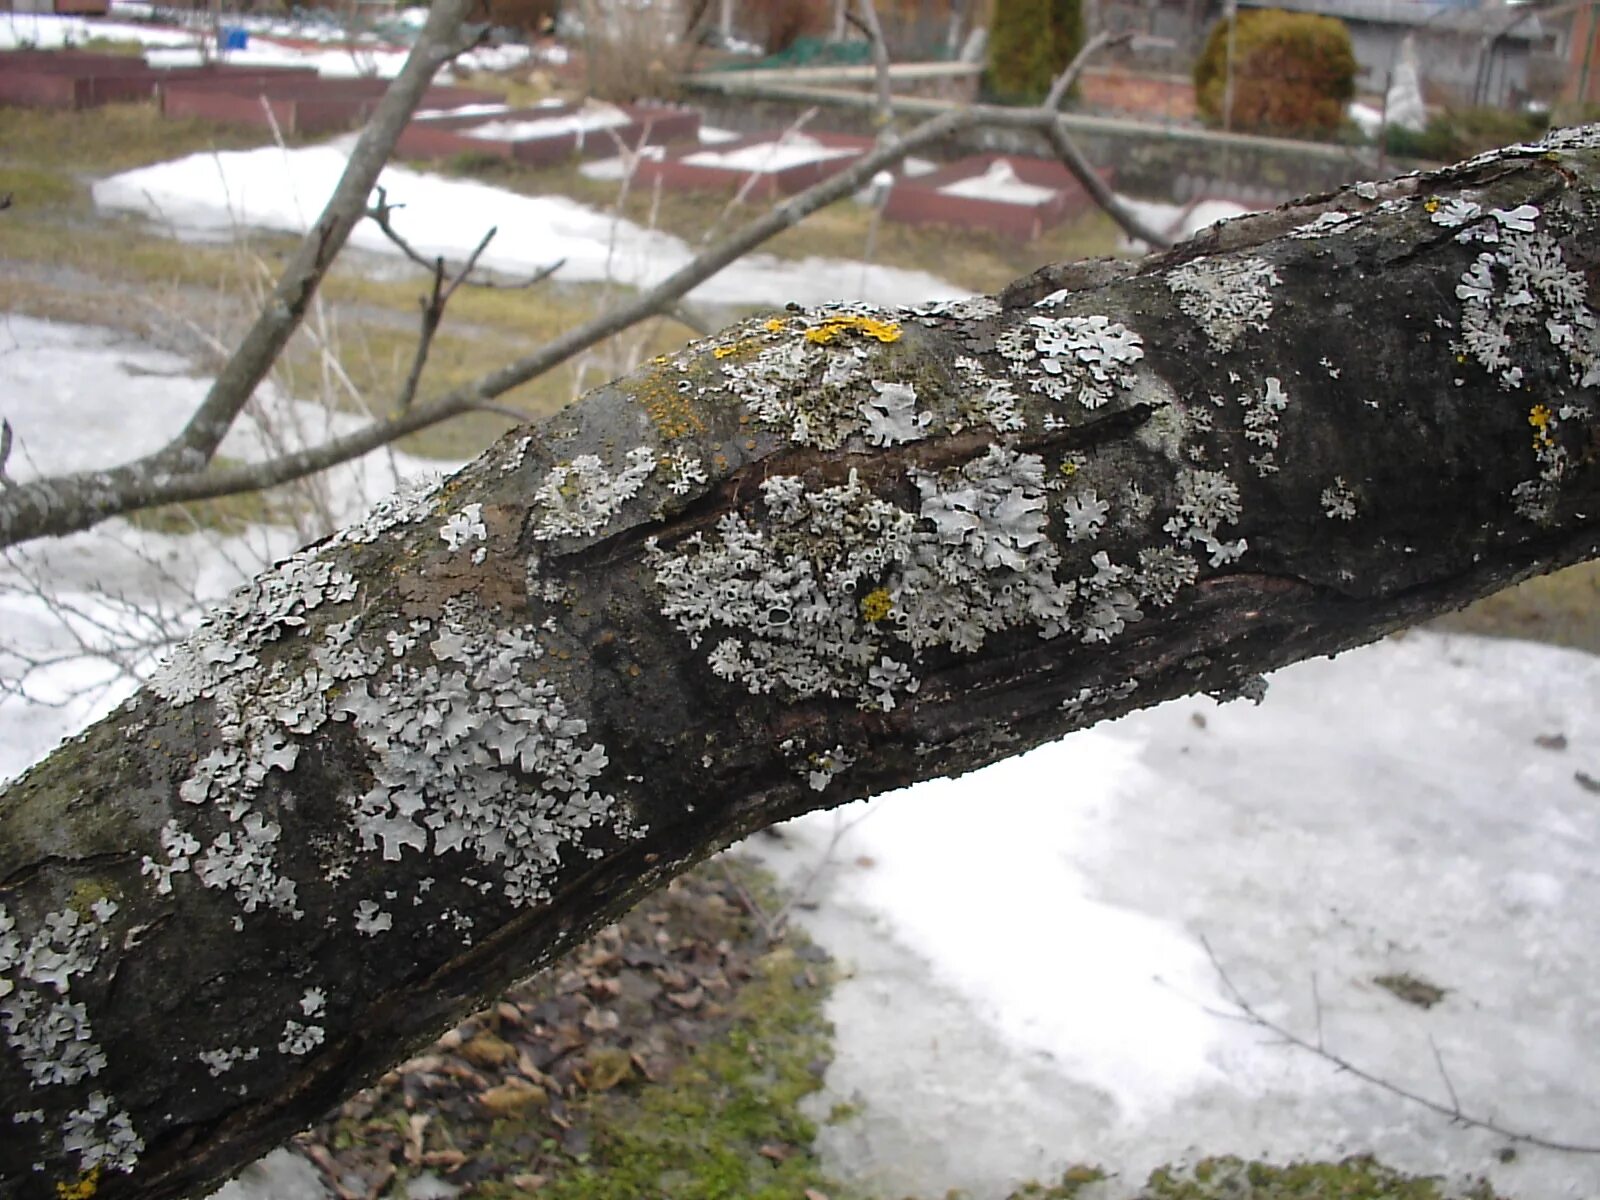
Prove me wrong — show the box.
[403,1114,430,1165]
[583,1046,633,1092]
[460,1032,520,1070]
[477,1078,549,1117]
[667,986,704,1011]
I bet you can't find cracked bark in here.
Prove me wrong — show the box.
[1,130,1598,1200]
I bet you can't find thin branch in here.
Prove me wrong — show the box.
[0,60,1183,544]
[0,418,12,488]
[1201,937,1600,1155]
[764,806,879,939]
[366,186,565,289]
[852,0,894,126]
[1041,118,1174,250]
[1429,1034,1463,1117]
[152,0,478,475]
[1043,29,1131,111]
[396,225,497,412]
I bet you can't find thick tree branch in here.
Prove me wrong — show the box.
[1,127,1597,1200]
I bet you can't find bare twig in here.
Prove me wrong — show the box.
[0,5,1169,546]
[366,186,565,289]
[155,0,479,474]
[1043,29,1131,112]
[0,418,12,488]
[1041,119,1174,250]
[1201,937,1600,1155]
[396,225,497,412]
[1429,1034,1462,1117]
[763,805,879,939]
[852,0,894,126]
[718,859,780,942]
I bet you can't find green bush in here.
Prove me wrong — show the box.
[1385,106,1549,161]
[1194,8,1356,135]
[986,0,1084,104]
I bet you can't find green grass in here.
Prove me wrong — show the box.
[517,943,841,1200]
[1138,1156,1506,1200]
[0,101,276,179]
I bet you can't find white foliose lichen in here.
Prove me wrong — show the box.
[151,608,388,919]
[530,447,658,542]
[661,450,709,497]
[333,474,443,548]
[1321,476,1359,520]
[951,355,1025,433]
[861,380,932,447]
[1241,376,1289,477]
[331,610,639,907]
[1166,255,1281,352]
[278,1018,325,1056]
[0,901,122,1099]
[1290,210,1358,239]
[353,900,392,937]
[650,470,923,709]
[1450,206,1599,392]
[651,443,1194,709]
[1017,314,1145,409]
[148,548,360,705]
[198,1045,259,1077]
[1060,489,1110,542]
[1441,203,1597,522]
[61,1092,143,1174]
[912,295,1002,322]
[439,503,487,552]
[1163,469,1247,567]
[794,744,855,792]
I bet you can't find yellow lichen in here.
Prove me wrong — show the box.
[860,587,893,623]
[763,318,787,332]
[1530,403,1556,450]
[1424,197,1440,214]
[57,1168,101,1200]
[803,314,902,346]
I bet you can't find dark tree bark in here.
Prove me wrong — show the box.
[2,127,1598,1200]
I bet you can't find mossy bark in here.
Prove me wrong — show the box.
[2,130,1599,1200]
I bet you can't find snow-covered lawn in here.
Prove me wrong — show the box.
[92,140,969,310]
[0,314,449,779]
[751,632,1600,1198]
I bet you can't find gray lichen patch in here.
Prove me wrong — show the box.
[712,308,915,449]
[649,439,1220,716]
[331,599,641,908]
[0,900,143,1176]
[1165,255,1281,353]
[1437,200,1599,523]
